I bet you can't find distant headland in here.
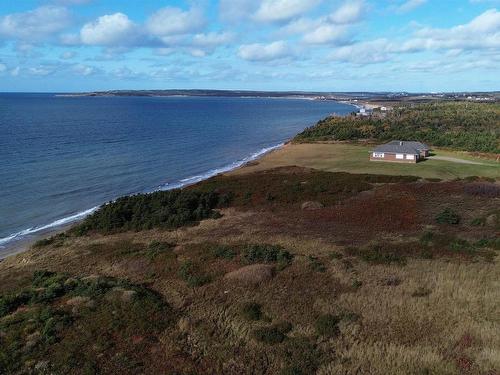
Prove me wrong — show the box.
[57,89,500,104]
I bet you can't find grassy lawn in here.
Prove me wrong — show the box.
[234,143,500,180]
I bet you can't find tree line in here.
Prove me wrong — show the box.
[294,102,500,153]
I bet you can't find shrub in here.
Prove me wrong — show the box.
[218,192,234,207]
[252,326,286,344]
[251,322,292,345]
[345,244,406,265]
[314,314,340,337]
[412,287,432,297]
[475,237,500,250]
[33,233,68,248]
[274,321,293,334]
[470,217,486,226]
[212,245,236,260]
[178,261,211,287]
[449,239,474,253]
[0,291,33,317]
[147,241,174,259]
[0,271,172,374]
[241,302,262,321]
[419,231,435,246]
[34,237,56,247]
[73,189,220,235]
[329,251,343,259]
[308,256,326,272]
[436,208,460,225]
[280,338,322,375]
[352,280,363,289]
[243,244,293,268]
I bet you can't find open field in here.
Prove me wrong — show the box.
[232,143,500,180]
[1,166,499,374]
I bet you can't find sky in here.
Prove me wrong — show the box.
[0,0,499,92]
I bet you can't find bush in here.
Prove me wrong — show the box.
[0,271,172,374]
[33,233,67,248]
[212,245,236,260]
[178,261,211,287]
[329,251,343,260]
[251,321,292,344]
[449,239,474,253]
[241,302,262,321]
[73,189,220,235]
[475,237,500,250]
[243,244,293,268]
[252,326,286,344]
[411,287,432,297]
[274,321,293,334]
[147,241,174,259]
[279,338,321,375]
[345,244,406,265]
[470,217,486,226]
[314,314,340,337]
[436,208,460,225]
[308,256,326,272]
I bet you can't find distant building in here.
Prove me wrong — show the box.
[370,141,430,163]
[358,107,372,116]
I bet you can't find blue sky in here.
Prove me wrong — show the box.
[0,0,499,92]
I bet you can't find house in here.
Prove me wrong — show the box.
[358,107,372,116]
[370,140,430,163]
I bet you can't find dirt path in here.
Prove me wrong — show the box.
[428,155,493,166]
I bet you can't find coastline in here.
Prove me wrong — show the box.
[0,142,288,260]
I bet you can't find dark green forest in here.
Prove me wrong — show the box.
[72,189,220,235]
[294,102,500,153]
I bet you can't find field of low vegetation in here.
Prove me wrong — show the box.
[1,165,499,374]
[294,102,500,153]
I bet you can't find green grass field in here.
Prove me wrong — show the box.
[234,143,500,180]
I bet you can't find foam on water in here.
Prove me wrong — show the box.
[0,207,99,247]
[0,143,283,250]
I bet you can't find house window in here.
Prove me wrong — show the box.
[372,152,384,158]
[396,154,404,159]
[406,154,414,160]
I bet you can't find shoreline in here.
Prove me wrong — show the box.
[0,142,288,260]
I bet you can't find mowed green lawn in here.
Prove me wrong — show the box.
[235,143,500,180]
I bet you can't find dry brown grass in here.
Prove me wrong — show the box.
[1,167,499,374]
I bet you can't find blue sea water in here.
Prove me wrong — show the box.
[0,94,354,252]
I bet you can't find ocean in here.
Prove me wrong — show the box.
[0,93,354,254]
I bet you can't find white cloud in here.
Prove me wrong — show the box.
[0,6,71,41]
[0,63,6,73]
[330,1,366,24]
[29,66,55,76]
[329,39,392,63]
[60,51,77,59]
[11,67,20,76]
[192,32,234,49]
[219,0,257,22]
[146,7,205,36]
[302,24,348,44]
[72,63,97,76]
[400,9,500,51]
[395,0,427,13]
[280,17,321,35]
[80,13,137,46]
[254,0,322,23]
[238,41,291,61]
